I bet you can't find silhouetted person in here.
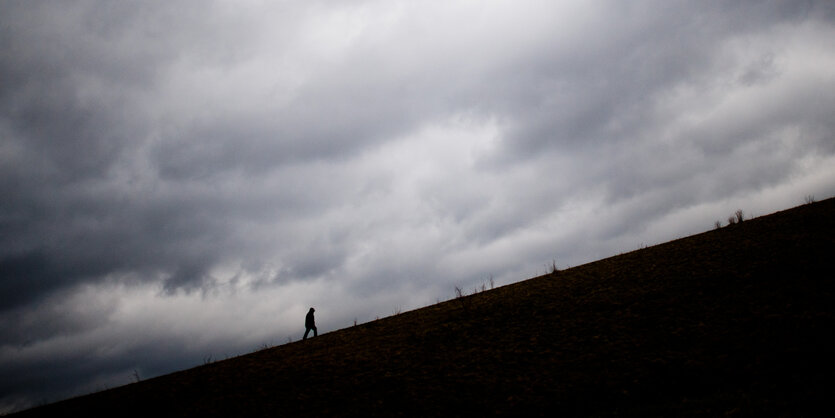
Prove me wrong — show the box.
[303,307,317,340]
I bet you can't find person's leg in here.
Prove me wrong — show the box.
[303,328,310,340]
[312,326,317,337]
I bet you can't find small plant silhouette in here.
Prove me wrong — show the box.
[726,209,745,226]
[454,286,470,311]
[548,259,559,275]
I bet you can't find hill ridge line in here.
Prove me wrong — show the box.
[16,197,835,417]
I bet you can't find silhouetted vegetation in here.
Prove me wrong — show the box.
[14,198,835,417]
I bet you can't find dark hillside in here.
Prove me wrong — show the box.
[15,198,835,417]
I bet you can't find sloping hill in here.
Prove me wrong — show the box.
[15,198,835,417]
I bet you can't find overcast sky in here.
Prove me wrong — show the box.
[2,0,835,412]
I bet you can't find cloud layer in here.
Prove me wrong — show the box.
[2,0,835,411]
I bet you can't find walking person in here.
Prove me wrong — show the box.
[303,307,317,340]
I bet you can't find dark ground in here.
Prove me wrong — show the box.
[14,198,835,417]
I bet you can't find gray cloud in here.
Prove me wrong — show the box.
[2,0,835,412]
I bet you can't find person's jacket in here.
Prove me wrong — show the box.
[305,310,315,328]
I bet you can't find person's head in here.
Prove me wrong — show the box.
[309,307,315,312]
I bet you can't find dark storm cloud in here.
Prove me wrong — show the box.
[2,0,835,412]
[1,0,469,312]
[478,0,835,229]
[0,1,299,310]
[492,0,818,154]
